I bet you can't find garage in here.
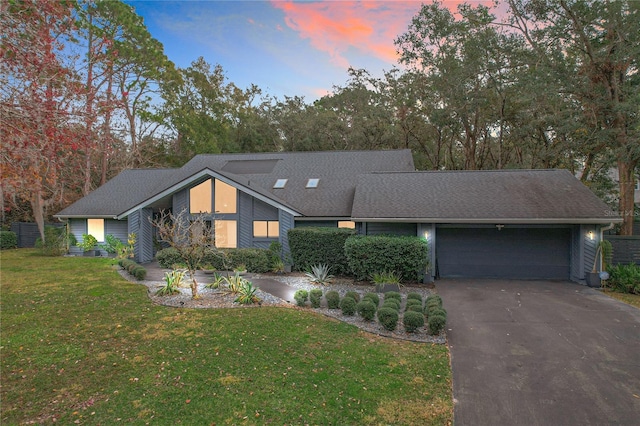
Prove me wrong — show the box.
[436,226,571,280]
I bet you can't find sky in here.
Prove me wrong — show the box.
[125,1,488,102]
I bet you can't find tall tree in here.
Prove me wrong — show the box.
[1,0,82,242]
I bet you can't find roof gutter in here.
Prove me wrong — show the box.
[350,217,625,225]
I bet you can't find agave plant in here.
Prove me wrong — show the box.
[205,272,225,289]
[224,272,246,294]
[305,264,334,285]
[235,281,261,304]
[156,269,185,296]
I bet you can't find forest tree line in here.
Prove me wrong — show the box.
[1,0,638,239]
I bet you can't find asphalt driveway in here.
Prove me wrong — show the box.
[436,279,640,425]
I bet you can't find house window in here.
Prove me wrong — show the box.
[190,220,212,243]
[87,218,105,242]
[253,221,279,238]
[338,221,355,229]
[215,179,237,213]
[214,220,237,248]
[190,179,212,214]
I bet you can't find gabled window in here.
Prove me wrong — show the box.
[273,179,287,189]
[190,179,212,214]
[215,179,237,214]
[306,178,319,188]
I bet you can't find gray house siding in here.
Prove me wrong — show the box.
[280,211,295,261]
[173,189,188,214]
[238,192,253,248]
[582,224,598,277]
[364,222,417,236]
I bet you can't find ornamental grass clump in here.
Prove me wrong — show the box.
[356,300,377,321]
[403,311,425,333]
[309,289,323,308]
[340,296,357,316]
[377,307,399,331]
[325,290,340,309]
[294,289,309,307]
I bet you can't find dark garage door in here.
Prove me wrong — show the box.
[436,227,570,280]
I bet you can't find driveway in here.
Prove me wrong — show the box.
[436,279,640,425]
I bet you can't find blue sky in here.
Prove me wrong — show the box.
[125,1,432,101]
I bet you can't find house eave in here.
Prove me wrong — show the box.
[351,217,624,224]
[53,214,119,220]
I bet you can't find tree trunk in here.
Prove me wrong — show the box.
[617,159,637,236]
[31,189,45,243]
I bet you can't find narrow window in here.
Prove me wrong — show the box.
[87,218,105,242]
[214,220,237,248]
[190,179,212,214]
[253,221,279,238]
[306,178,319,188]
[215,179,237,214]
[338,221,355,229]
[273,179,287,189]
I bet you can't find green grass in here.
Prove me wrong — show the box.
[602,289,640,309]
[1,249,452,425]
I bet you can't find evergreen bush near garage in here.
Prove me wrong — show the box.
[428,314,446,335]
[309,289,323,308]
[384,291,402,301]
[426,294,443,308]
[406,292,423,303]
[405,298,422,309]
[356,300,377,321]
[406,303,424,313]
[377,307,399,331]
[294,290,309,307]
[226,248,272,273]
[382,299,401,311]
[0,231,17,249]
[403,311,425,333]
[606,263,640,294]
[156,247,184,268]
[325,290,340,309]
[344,290,360,302]
[344,235,428,281]
[288,227,355,274]
[362,292,380,306]
[340,296,357,316]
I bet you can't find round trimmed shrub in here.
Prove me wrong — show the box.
[406,292,423,303]
[294,289,309,307]
[405,299,422,309]
[356,300,377,321]
[132,265,147,280]
[384,291,401,301]
[428,307,447,320]
[340,296,357,316]
[403,311,425,333]
[377,307,399,331]
[428,314,446,335]
[362,292,380,306]
[344,291,360,303]
[382,299,400,311]
[426,294,442,308]
[156,247,184,268]
[406,304,423,313]
[309,289,323,308]
[325,290,340,309]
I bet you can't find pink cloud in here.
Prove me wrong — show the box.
[271,1,492,70]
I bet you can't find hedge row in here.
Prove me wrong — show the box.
[0,231,17,250]
[155,247,273,273]
[118,259,147,281]
[288,227,355,275]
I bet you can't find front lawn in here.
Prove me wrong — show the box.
[0,249,452,425]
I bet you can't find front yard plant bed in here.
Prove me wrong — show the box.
[264,274,447,344]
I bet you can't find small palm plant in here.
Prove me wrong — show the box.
[305,264,334,285]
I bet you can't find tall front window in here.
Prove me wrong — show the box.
[87,218,105,242]
[215,180,237,213]
[190,179,212,214]
[215,220,237,248]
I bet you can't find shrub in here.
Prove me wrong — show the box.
[156,247,184,268]
[428,307,448,322]
[309,289,323,308]
[384,291,401,301]
[356,300,377,321]
[79,234,98,252]
[305,264,334,285]
[227,248,272,273]
[345,235,428,281]
[340,296,357,316]
[205,272,225,289]
[0,231,17,249]
[344,291,360,302]
[382,299,401,311]
[377,307,399,331]
[131,265,147,281]
[403,311,425,333]
[406,304,424,313]
[428,315,446,335]
[405,299,423,311]
[288,227,355,274]
[224,273,246,294]
[157,269,185,296]
[362,292,380,306]
[325,290,341,309]
[294,289,309,307]
[606,263,640,294]
[406,292,423,303]
[426,294,443,308]
[34,226,70,256]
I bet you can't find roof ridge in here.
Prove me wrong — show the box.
[365,169,565,175]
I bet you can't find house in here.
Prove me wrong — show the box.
[54,149,622,284]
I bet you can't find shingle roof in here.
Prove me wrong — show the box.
[55,150,416,218]
[351,169,619,223]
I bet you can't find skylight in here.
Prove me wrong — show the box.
[273,179,287,189]
[306,178,319,188]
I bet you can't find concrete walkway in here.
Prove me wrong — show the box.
[437,279,640,426]
[142,262,298,303]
